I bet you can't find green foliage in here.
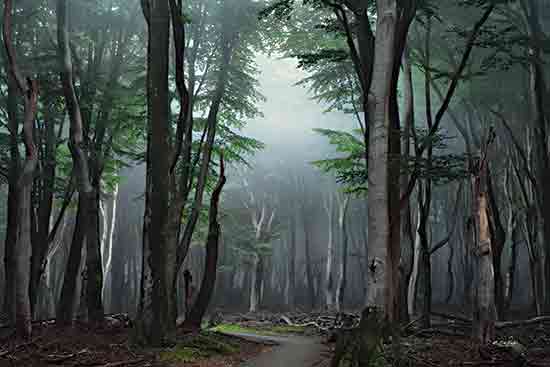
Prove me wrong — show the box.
[160,332,239,363]
[312,128,367,194]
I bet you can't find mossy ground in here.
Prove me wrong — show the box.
[160,332,240,363]
[210,323,307,336]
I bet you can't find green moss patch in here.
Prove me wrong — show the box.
[160,332,240,363]
[211,323,307,336]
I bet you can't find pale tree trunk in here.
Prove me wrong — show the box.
[335,195,350,312]
[3,0,39,338]
[101,183,118,312]
[399,47,415,324]
[503,165,517,313]
[323,193,335,310]
[285,216,296,309]
[472,133,497,344]
[249,255,260,313]
[407,210,422,317]
[366,0,398,316]
[99,198,108,308]
[304,216,315,310]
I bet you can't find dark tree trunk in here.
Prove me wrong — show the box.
[57,0,103,324]
[183,158,226,329]
[85,189,104,323]
[56,200,85,324]
[2,70,19,324]
[29,101,55,316]
[486,168,506,319]
[3,0,39,338]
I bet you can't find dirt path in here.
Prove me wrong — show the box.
[222,332,327,367]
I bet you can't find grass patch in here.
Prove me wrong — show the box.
[160,332,240,363]
[211,323,307,336]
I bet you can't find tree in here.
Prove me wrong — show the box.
[2,0,39,338]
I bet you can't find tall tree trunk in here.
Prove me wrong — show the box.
[399,47,415,324]
[472,133,497,344]
[520,0,550,314]
[183,158,226,329]
[57,0,103,324]
[366,0,398,318]
[2,66,19,325]
[3,0,39,338]
[147,0,173,345]
[134,0,155,344]
[30,101,56,316]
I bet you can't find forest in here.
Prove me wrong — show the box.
[0,0,550,366]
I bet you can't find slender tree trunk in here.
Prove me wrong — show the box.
[287,216,296,309]
[399,47,414,324]
[134,0,155,343]
[57,0,104,324]
[85,188,104,322]
[57,200,86,324]
[486,169,505,319]
[30,104,55,315]
[408,210,422,317]
[249,255,260,313]
[304,216,315,310]
[101,184,118,312]
[2,70,19,324]
[324,194,335,310]
[336,196,350,312]
[183,159,226,329]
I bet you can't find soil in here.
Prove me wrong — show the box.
[0,321,267,367]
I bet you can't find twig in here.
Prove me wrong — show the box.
[461,361,513,366]
[0,336,45,357]
[98,359,145,367]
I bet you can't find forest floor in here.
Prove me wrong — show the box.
[2,311,550,366]
[210,310,550,366]
[0,318,270,367]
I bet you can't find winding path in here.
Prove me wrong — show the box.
[224,332,327,367]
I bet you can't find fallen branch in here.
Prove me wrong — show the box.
[413,328,468,338]
[430,311,471,324]
[0,336,44,357]
[42,348,89,364]
[461,361,514,366]
[496,316,550,329]
[98,359,145,367]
